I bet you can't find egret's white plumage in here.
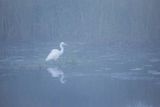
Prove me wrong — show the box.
[45,42,66,61]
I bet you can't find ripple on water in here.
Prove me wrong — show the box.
[148,70,160,75]
[143,64,153,67]
[129,68,143,71]
[110,72,155,81]
[149,58,160,63]
[126,101,153,107]
[104,67,112,71]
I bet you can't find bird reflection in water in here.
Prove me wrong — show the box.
[47,67,66,84]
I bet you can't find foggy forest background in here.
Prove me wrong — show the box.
[0,0,160,49]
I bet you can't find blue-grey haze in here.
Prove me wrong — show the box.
[0,0,160,107]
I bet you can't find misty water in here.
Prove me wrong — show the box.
[1,0,160,107]
[0,41,160,107]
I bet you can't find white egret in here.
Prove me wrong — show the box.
[45,42,67,61]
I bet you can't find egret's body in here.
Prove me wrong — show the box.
[45,42,66,61]
[46,49,62,61]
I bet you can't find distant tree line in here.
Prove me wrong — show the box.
[0,0,160,47]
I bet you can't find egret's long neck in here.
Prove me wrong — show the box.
[60,44,64,54]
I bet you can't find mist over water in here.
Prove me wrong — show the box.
[0,0,160,107]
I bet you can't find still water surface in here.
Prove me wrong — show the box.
[0,42,160,107]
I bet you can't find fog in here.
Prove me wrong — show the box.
[0,0,160,107]
[1,0,160,47]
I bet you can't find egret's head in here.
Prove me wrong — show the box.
[60,42,67,46]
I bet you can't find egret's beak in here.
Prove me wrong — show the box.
[64,43,67,46]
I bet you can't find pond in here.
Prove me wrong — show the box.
[0,42,160,107]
